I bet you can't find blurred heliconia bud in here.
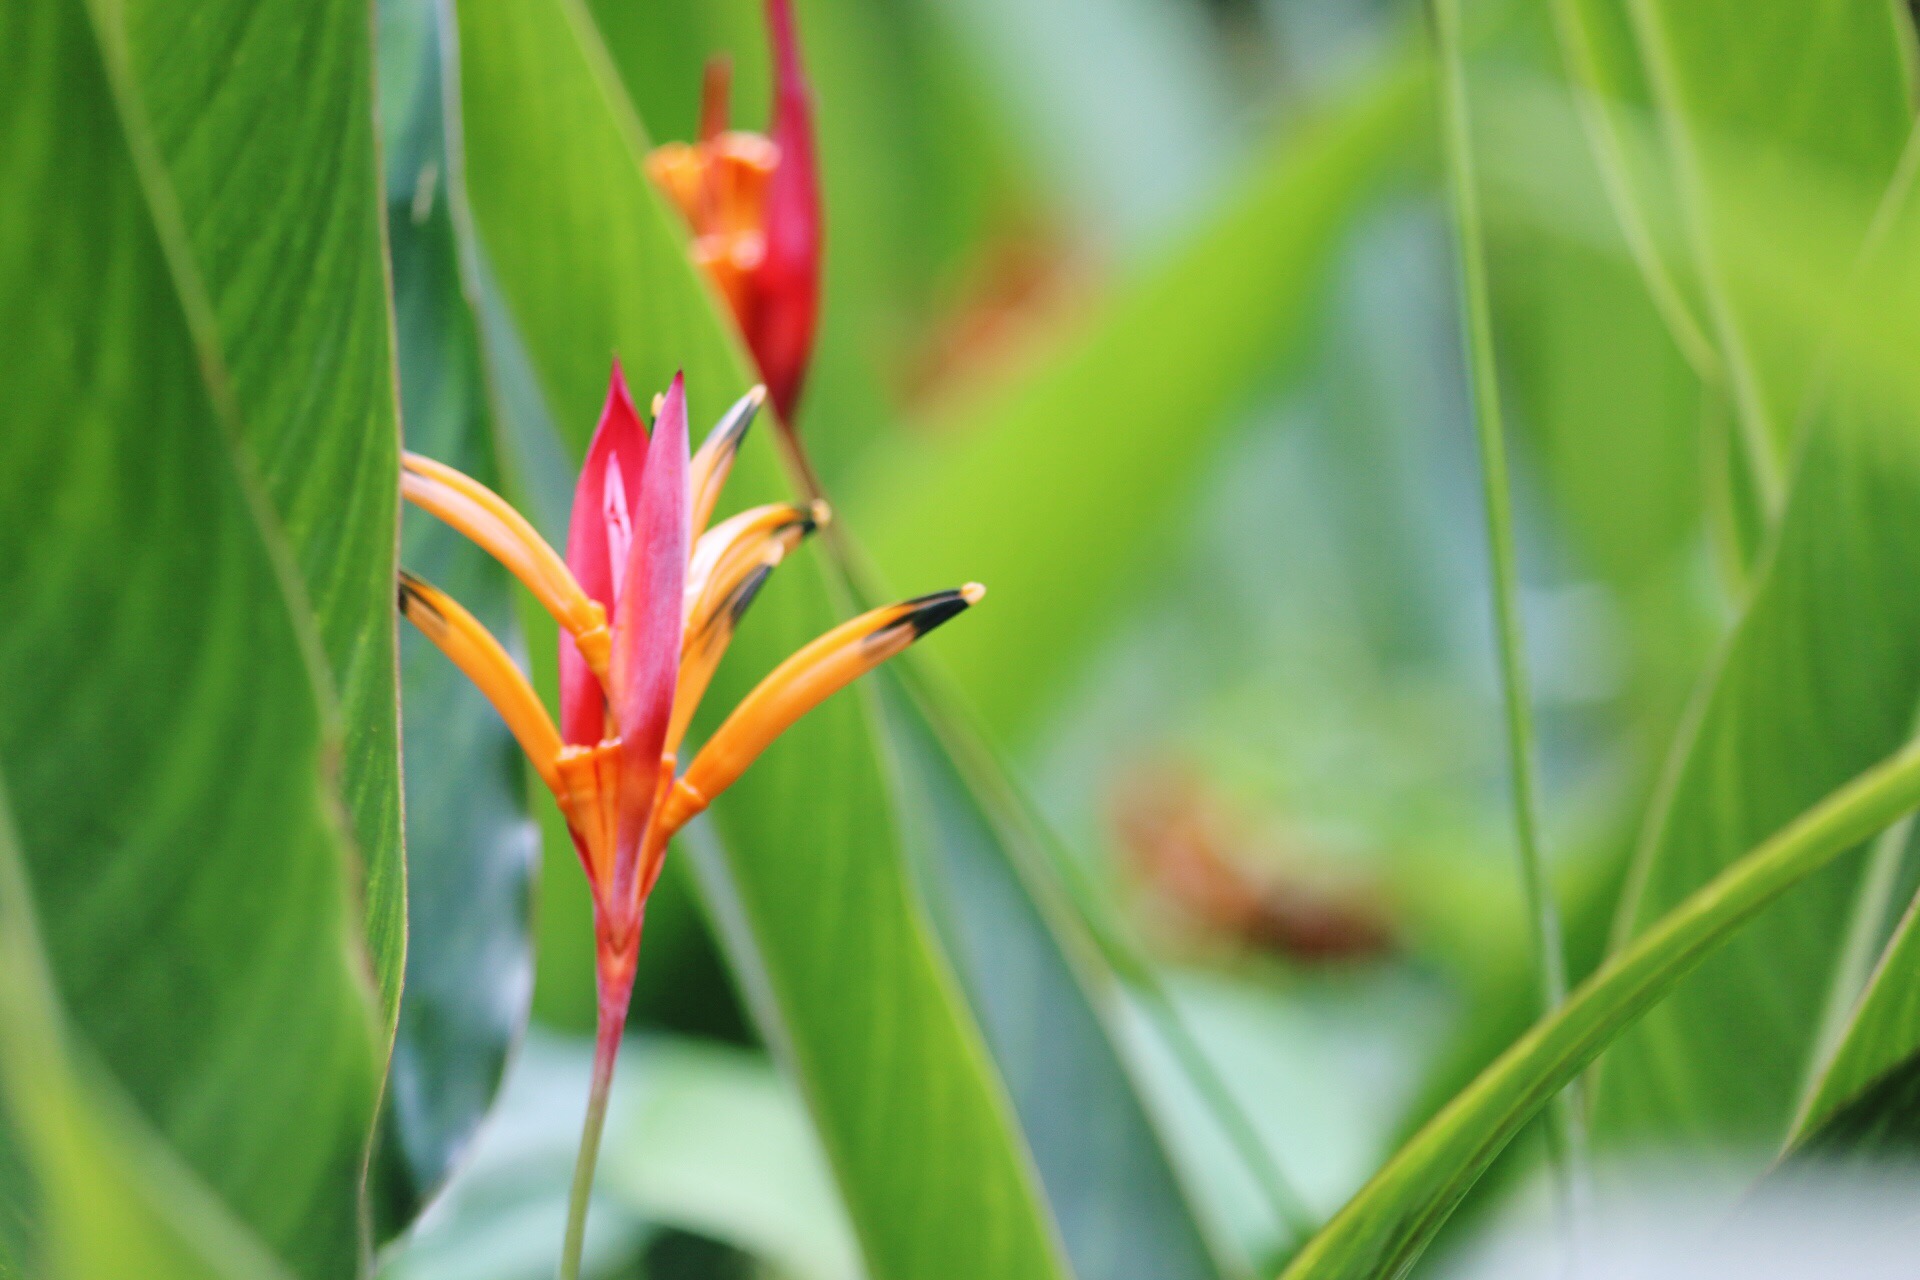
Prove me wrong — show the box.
[647,0,822,429]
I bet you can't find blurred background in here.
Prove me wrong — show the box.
[380,0,1735,1275]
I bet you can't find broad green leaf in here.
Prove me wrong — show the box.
[1280,735,1920,1280]
[842,64,1425,742]
[1549,0,1714,376]
[0,4,385,1274]
[0,779,295,1280]
[1486,5,1707,625]
[114,0,409,1015]
[1475,47,1920,1166]
[370,0,539,1237]
[1624,0,1912,448]
[1590,369,1920,1150]
[449,1,1069,1276]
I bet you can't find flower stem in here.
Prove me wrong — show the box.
[558,975,631,1280]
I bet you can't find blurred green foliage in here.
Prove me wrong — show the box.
[12,0,1920,1277]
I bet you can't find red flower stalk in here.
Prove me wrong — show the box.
[396,366,979,1277]
[648,0,821,427]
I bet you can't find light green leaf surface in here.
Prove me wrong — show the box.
[1487,4,1707,624]
[1576,70,1920,1142]
[1591,371,1920,1150]
[449,1,1070,1275]
[1280,736,1920,1280]
[0,4,385,1274]
[842,65,1425,743]
[1622,0,1912,461]
[370,0,540,1238]
[1549,0,1714,377]
[0,779,298,1280]
[115,0,409,1014]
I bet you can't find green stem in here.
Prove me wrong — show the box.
[559,979,630,1280]
[1429,0,1583,1208]
[1283,738,1920,1278]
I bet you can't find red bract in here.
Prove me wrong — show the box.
[753,0,822,422]
[559,365,646,748]
[649,0,822,425]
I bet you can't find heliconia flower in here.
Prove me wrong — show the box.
[648,0,821,426]
[397,364,979,1278]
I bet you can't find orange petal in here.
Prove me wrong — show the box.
[663,585,983,832]
[398,572,564,794]
[401,454,611,679]
[688,386,766,535]
[668,501,827,753]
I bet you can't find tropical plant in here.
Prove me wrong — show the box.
[7,0,1920,1278]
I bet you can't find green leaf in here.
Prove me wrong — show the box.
[1787,815,1920,1151]
[370,0,539,1237]
[1279,735,1920,1280]
[0,4,385,1274]
[448,1,1070,1276]
[841,64,1425,742]
[1557,0,1912,520]
[0,778,300,1280]
[1488,5,1707,624]
[1591,312,1920,1154]
[112,0,409,1016]
[1548,0,1715,376]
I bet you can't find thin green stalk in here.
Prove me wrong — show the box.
[559,983,629,1280]
[1283,735,1920,1279]
[1429,0,1582,1210]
